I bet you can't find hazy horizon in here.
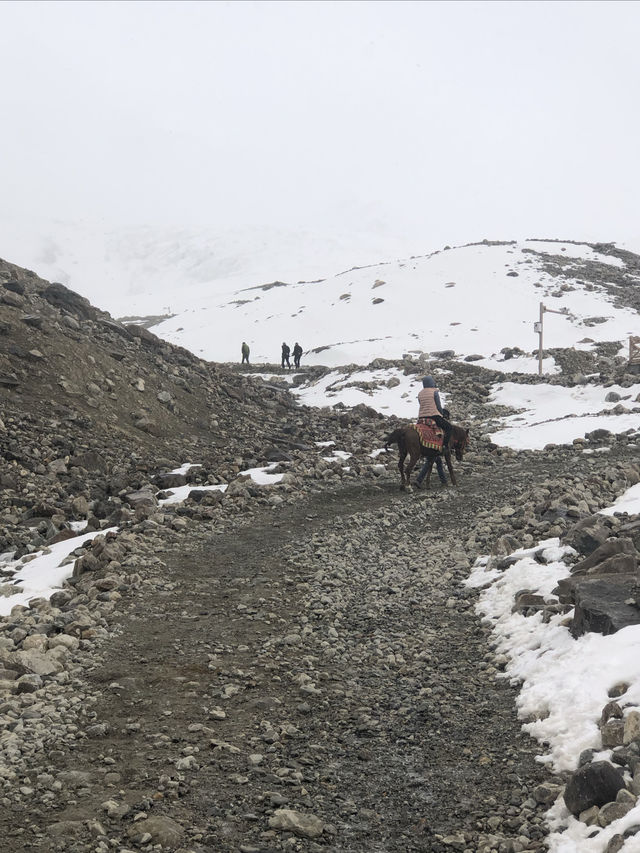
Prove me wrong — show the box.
[1,0,640,255]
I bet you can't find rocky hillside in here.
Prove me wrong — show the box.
[0,256,380,558]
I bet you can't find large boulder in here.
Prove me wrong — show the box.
[618,518,640,553]
[564,762,625,816]
[562,515,612,556]
[188,489,223,505]
[153,472,187,489]
[15,649,64,676]
[124,488,157,511]
[572,539,638,575]
[567,575,640,637]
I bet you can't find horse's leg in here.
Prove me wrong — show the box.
[444,448,457,486]
[405,448,420,486]
[399,448,407,489]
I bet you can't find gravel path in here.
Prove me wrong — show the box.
[0,457,611,853]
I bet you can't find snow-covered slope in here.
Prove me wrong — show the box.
[153,239,637,366]
[3,219,636,370]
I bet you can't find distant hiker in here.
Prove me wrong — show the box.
[417,376,452,448]
[281,342,291,369]
[241,341,250,364]
[293,342,303,369]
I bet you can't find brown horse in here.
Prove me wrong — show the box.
[384,421,470,490]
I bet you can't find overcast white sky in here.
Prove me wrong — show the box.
[1,0,640,251]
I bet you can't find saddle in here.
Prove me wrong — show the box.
[412,418,444,451]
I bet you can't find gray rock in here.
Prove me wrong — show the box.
[68,450,108,472]
[563,761,625,816]
[16,673,43,693]
[48,459,68,475]
[127,816,184,846]
[598,800,634,827]
[604,836,625,853]
[533,781,563,806]
[59,770,95,788]
[154,472,188,489]
[562,515,612,556]
[624,711,640,745]
[572,538,638,575]
[568,575,640,637]
[602,719,625,748]
[15,649,64,676]
[125,488,157,510]
[47,820,86,838]
[268,808,325,838]
[583,553,638,577]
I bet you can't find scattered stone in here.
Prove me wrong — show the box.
[269,808,325,838]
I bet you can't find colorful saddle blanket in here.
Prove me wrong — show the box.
[412,419,444,451]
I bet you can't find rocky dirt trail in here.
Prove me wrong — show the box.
[0,454,585,853]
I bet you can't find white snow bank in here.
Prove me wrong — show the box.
[0,528,117,615]
[466,481,640,852]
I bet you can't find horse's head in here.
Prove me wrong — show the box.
[451,427,470,461]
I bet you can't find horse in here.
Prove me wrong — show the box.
[384,418,470,490]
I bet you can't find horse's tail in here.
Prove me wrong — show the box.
[384,428,404,449]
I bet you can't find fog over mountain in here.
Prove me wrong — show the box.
[2,1,640,268]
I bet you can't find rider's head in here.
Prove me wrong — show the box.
[422,375,435,388]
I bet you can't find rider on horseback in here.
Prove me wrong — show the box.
[417,376,452,448]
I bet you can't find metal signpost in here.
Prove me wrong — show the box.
[535,302,567,376]
[630,336,640,374]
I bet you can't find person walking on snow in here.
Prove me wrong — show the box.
[293,342,303,369]
[241,342,250,364]
[281,342,291,369]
